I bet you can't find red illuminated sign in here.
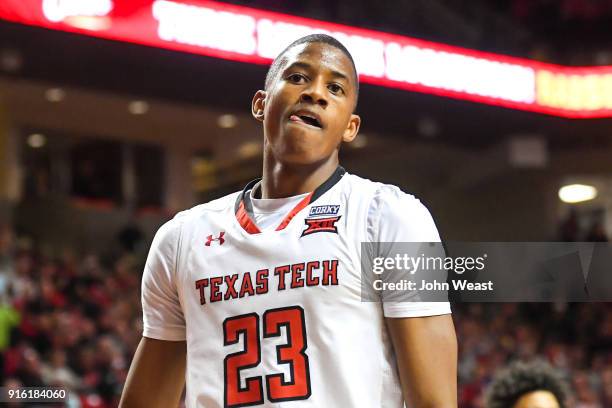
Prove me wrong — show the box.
[1,0,611,118]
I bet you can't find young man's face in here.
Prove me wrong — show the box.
[252,42,361,165]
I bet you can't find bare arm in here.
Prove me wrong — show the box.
[386,314,457,408]
[119,337,187,408]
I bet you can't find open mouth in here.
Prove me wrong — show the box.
[289,114,322,128]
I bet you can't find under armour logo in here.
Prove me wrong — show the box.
[205,232,225,246]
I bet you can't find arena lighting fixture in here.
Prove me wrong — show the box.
[1,0,611,118]
[45,87,66,102]
[558,184,598,204]
[128,100,149,115]
[27,133,46,148]
[217,114,238,129]
[417,117,439,138]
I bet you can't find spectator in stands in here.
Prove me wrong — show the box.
[117,222,144,254]
[40,349,80,390]
[484,360,569,408]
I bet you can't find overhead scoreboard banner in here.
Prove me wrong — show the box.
[1,0,611,118]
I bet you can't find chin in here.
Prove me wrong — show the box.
[283,125,324,140]
[275,144,329,165]
[280,129,324,152]
[278,150,324,165]
[267,127,333,164]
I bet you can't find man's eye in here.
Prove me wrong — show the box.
[329,84,343,94]
[288,73,305,83]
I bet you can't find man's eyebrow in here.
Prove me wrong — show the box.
[284,61,350,82]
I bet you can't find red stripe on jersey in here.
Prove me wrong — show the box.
[275,192,313,231]
[236,201,261,234]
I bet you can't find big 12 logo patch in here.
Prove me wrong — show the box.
[301,205,341,237]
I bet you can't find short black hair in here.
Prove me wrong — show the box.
[485,361,569,408]
[264,33,359,110]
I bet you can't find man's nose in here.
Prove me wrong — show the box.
[299,79,328,107]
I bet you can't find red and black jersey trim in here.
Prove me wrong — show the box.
[234,166,346,234]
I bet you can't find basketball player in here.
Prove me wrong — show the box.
[119,34,457,408]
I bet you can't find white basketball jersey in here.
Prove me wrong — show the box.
[142,167,451,408]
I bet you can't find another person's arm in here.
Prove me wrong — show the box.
[386,315,457,407]
[119,337,186,408]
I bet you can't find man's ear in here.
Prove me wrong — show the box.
[342,113,361,143]
[252,90,267,122]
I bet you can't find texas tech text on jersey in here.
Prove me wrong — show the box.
[194,259,339,305]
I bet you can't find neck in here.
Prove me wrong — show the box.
[261,153,339,199]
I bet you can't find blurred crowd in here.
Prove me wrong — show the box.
[1,222,611,407]
[0,224,142,407]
